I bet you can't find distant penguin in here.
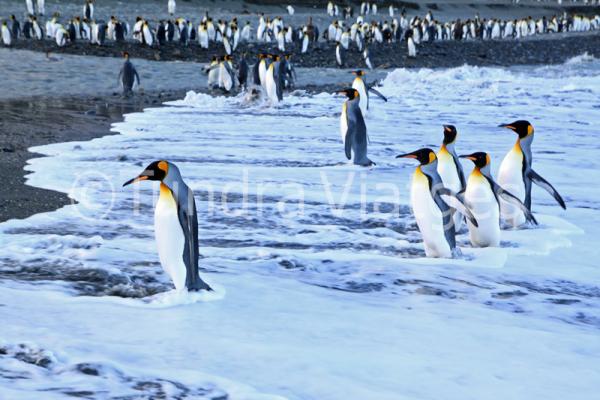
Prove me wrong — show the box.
[265,55,283,105]
[142,21,154,46]
[337,88,374,166]
[258,53,269,90]
[406,28,417,58]
[238,53,249,88]
[168,0,176,16]
[157,21,166,45]
[206,56,219,89]
[362,46,373,70]
[1,22,12,46]
[436,125,466,229]
[287,5,294,16]
[461,152,537,247]
[396,148,478,258]
[26,0,35,16]
[123,161,212,292]
[10,15,21,40]
[218,55,236,92]
[335,41,345,67]
[36,0,45,16]
[84,0,94,20]
[350,70,387,117]
[497,120,566,227]
[118,52,140,96]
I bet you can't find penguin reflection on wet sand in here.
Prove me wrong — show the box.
[461,152,537,248]
[497,120,566,228]
[118,52,140,96]
[337,88,374,167]
[397,148,478,258]
[123,161,212,292]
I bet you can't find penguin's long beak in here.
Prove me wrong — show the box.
[123,175,148,187]
[459,154,477,161]
[396,152,417,159]
[498,123,515,131]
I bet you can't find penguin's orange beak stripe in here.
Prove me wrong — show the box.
[397,154,417,159]
[122,175,148,187]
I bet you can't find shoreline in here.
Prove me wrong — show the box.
[0,89,197,222]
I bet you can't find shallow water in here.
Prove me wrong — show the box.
[1,55,600,399]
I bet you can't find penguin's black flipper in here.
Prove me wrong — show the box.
[527,169,566,209]
[367,87,387,102]
[438,187,479,228]
[179,192,212,292]
[493,182,538,225]
[344,130,352,160]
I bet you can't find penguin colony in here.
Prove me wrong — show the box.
[1,1,599,65]
[3,1,572,292]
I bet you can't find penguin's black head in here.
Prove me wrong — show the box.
[336,88,359,100]
[442,125,458,145]
[460,152,490,169]
[499,120,533,139]
[123,161,168,187]
[351,70,364,77]
[396,148,437,166]
[122,51,130,59]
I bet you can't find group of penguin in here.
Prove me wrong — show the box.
[337,73,565,258]
[204,52,296,104]
[121,65,567,293]
[3,1,599,70]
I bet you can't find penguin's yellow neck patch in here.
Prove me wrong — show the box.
[513,139,523,154]
[160,182,173,197]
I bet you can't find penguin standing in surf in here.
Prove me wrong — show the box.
[337,88,374,167]
[461,152,536,247]
[436,125,466,229]
[123,161,212,292]
[350,70,387,118]
[118,52,140,96]
[396,148,478,258]
[497,120,566,227]
[265,54,284,104]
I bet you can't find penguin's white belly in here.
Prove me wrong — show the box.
[411,170,452,258]
[154,188,187,291]
[408,38,416,57]
[259,62,267,89]
[437,151,463,229]
[352,78,368,116]
[465,173,500,247]
[265,67,278,104]
[340,103,348,143]
[498,147,526,227]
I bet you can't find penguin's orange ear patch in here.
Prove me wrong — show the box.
[428,152,436,164]
[485,153,491,166]
[158,161,169,173]
[527,124,534,135]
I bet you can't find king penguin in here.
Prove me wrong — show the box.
[461,152,537,247]
[118,52,140,96]
[123,161,212,292]
[350,70,387,118]
[396,148,478,258]
[337,88,374,166]
[497,120,566,227]
[436,125,466,229]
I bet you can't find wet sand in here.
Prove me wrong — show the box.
[0,49,386,222]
